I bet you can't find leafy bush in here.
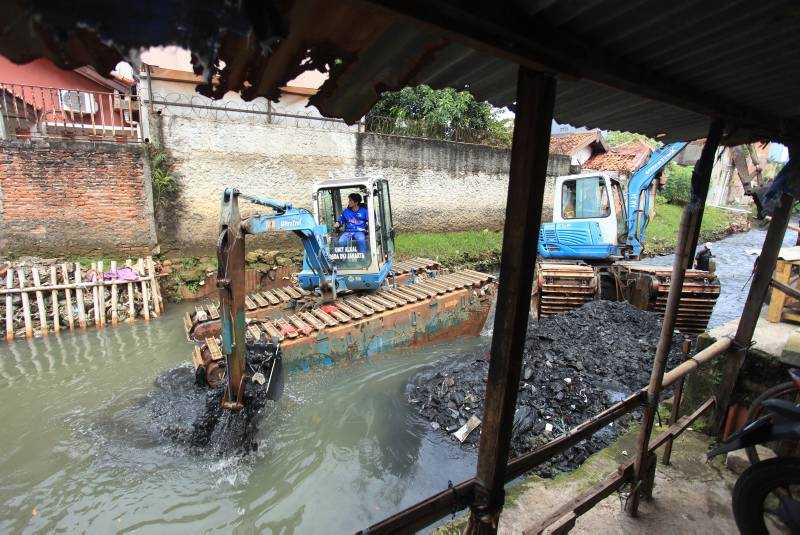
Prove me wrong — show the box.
[147,144,179,210]
[661,162,693,205]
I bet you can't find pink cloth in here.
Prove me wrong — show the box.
[103,266,140,281]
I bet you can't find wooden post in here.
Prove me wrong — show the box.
[147,256,163,314]
[97,260,106,326]
[110,260,119,325]
[767,259,791,322]
[626,121,722,516]
[680,120,724,269]
[61,263,74,330]
[138,258,151,321]
[18,268,33,338]
[712,191,796,435]
[5,263,13,341]
[662,339,691,465]
[49,265,60,333]
[31,266,48,335]
[90,262,101,326]
[465,68,556,535]
[74,263,87,329]
[125,259,135,322]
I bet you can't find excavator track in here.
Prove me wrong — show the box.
[533,263,598,318]
[533,261,720,335]
[190,267,496,386]
[617,264,720,335]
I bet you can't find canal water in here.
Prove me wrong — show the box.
[0,227,791,534]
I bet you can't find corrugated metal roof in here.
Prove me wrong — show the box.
[3,0,799,143]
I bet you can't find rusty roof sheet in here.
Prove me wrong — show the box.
[3,0,799,144]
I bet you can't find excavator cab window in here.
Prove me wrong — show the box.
[316,186,372,270]
[376,180,395,259]
[611,180,627,241]
[561,176,611,219]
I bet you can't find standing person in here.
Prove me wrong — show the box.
[334,192,369,253]
[694,242,714,272]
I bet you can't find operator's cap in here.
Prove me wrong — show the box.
[704,242,713,250]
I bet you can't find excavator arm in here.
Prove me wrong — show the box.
[216,187,338,410]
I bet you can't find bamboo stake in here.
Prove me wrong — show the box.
[138,258,151,321]
[147,256,162,315]
[18,268,33,338]
[90,262,100,326]
[110,260,119,324]
[61,263,74,330]
[50,265,60,333]
[97,260,106,326]
[125,259,135,322]
[31,266,49,335]
[75,263,87,329]
[5,264,13,341]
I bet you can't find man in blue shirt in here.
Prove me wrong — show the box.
[334,192,369,253]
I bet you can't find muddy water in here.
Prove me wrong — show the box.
[645,225,798,328]
[0,305,483,534]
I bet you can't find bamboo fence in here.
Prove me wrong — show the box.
[2,256,164,342]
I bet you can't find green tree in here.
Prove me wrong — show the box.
[605,130,660,149]
[367,85,512,146]
[660,162,693,205]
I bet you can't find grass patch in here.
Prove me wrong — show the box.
[645,201,741,256]
[395,230,503,270]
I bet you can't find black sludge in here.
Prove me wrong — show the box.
[408,300,687,477]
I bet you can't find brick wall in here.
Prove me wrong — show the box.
[0,140,156,256]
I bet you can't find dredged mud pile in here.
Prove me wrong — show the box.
[144,342,281,456]
[408,301,687,477]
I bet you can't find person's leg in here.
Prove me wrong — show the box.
[354,232,367,253]
[337,232,352,247]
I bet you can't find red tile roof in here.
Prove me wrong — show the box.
[584,140,653,173]
[549,130,607,157]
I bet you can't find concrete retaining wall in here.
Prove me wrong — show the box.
[159,112,571,247]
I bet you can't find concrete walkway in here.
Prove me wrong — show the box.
[437,426,738,534]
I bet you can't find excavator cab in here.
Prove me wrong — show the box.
[308,177,395,290]
[539,172,628,261]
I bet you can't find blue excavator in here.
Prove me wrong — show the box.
[533,142,722,334]
[215,177,396,409]
[538,142,688,261]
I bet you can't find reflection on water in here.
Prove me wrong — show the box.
[645,226,797,328]
[0,302,483,533]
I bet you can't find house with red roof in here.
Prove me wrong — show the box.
[0,55,138,142]
[583,139,653,181]
[548,130,609,170]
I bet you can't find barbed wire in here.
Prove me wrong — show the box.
[146,92,512,147]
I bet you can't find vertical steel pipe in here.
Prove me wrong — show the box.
[626,120,723,516]
[465,67,556,534]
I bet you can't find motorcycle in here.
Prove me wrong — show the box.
[708,370,800,534]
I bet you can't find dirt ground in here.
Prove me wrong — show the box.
[437,423,738,534]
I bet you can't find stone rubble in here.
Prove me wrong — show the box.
[407,300,688,477]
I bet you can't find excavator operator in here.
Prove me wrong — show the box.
[334,192,369,253]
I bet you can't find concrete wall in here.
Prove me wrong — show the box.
[157,108,571,247]
[0,140,156,255]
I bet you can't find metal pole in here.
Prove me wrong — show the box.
[712,151,797,434]
[465,67,556,535]
[626,120,723,516]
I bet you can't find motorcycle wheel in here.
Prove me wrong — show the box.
[745,381,799,465]
[733,457,800,535]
